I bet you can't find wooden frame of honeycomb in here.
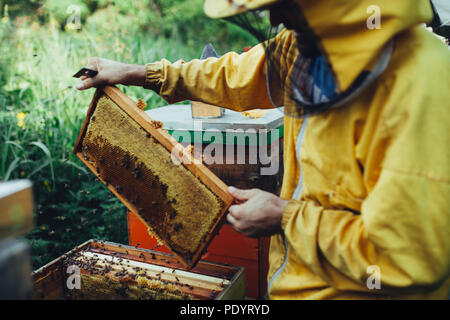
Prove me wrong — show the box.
[32,240,245,300]
[73,86,233,269]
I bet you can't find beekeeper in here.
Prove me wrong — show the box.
[77,0,450,299]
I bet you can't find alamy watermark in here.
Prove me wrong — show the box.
[66,5,81,30]
[366,265,381,290]
[367,5,382,30]
[66,265,81,290]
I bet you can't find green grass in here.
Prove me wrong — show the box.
[0,14,231,269]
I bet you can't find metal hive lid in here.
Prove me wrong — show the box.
[145,104,284,132]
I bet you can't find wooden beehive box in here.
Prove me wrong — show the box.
[31,240,244,300]
[73,86,233,269]
[0,180,34,240]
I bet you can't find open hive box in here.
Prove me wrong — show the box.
[73,86,233,268]
[32,240,244,300]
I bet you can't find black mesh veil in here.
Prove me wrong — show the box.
[223,5,395,119]
[223,6,323,118]
[223,10,293,113]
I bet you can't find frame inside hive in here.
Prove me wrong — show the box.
[73,86,233,269]
[32,240,245,300]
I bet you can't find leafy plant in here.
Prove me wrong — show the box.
[0,0,265,269]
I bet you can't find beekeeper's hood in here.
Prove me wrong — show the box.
[205,0,434,94]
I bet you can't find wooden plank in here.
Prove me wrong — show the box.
[73,88,102,154]
[203,253,259,298]
[191,101,223,118]
[32,267,64,300]
[90,241,239,280]
[0,180,34,239]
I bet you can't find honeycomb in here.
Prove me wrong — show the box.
[62,249,193,300]
[76,92,227,267]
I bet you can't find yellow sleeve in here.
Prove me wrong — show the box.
[143,44,273,112]
[143,29,296,111]
[282,168,450,294]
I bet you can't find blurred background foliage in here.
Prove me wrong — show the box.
[2,0,258,52]
[0,0,265,269]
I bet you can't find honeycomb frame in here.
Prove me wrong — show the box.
[32,240,246,300]
[73,86,233,269]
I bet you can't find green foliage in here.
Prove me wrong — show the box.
[0,0,266,269]
[27,178,127,268]
[152,0,259,51]
[0,17,183,268]
[0,1,41,20]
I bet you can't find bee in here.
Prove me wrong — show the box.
[169,210,177,219]
[152,120,163,129]
[174,223,182,232]
[132,167,141,179]
[160,184,168,197]
[121,157,130,169]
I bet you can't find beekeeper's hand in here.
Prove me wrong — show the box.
[227,186,288,238]
[76,57,146,90]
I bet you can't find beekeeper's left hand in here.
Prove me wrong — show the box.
[227,186,288,238]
